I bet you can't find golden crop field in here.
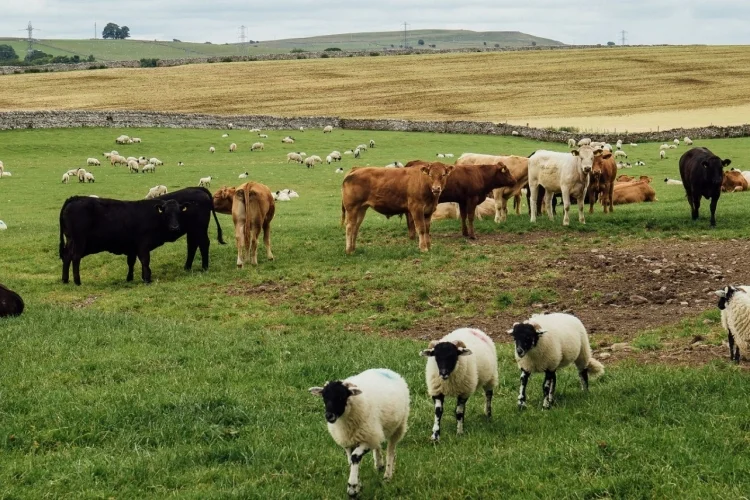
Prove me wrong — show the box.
[2,46,750,131]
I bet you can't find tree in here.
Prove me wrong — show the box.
[102,22,120,39]
[0,44,18,61]
[607,41,616,46]
[417,39,425,46]
[483,41,487,46]
[118,26,130,39]
[494,43,500,48]
[531,41,537,46]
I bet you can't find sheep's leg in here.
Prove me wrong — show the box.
[455,396,468,435]
[431,394,444,442]
[347,444,370,498]
[484,389,493,418]
[372,446,384,472]
[518,369,530,410]
[126,253,137,281]
[385,423,405,480]
[542,370,557,409]
[578,367,589,391]
[728,329,735,360]
[734,345,741,364]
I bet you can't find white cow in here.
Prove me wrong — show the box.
[528,146,599,226]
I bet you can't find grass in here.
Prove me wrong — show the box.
[1,127,750,497]
[0,30,562,63]
[2,46,750,132]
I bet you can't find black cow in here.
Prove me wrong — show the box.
[679,147,732,227]
[59,188,224,285]
[0,283,24,317]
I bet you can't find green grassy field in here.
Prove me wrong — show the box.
[0,29,562,63]
[1,128,750,498]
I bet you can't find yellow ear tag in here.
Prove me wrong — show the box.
[182,206,188,212]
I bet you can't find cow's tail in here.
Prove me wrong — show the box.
[58,198,72,260]
[243,187,263,248]
[211,206,225,244]
[340,202,346,227]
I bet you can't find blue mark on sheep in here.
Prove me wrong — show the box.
[375,369,398,380]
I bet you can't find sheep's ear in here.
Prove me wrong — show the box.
[420,348,435,357]
[506,328,514,335]
[453,340,466,348]
[529,322,546,334]
[714,289,726,298]
[348,388,363,396]
[458,347,473,356]
[309,387,325,396]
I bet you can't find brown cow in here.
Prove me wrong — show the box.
[616,174,635,183]
[213,183,275,267]
[612,180,658,205]
[586,152,616,214]
[455,153,529,222]
[722,171,748,192]
[341,163,454,254]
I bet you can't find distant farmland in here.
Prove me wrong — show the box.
[2,46,749,132]
[0,29,562,62]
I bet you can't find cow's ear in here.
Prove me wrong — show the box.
[602,153,613,160]
[571,149,580,157]
[420,166,430,175]
[445,165,454,175]
[722,159,732,167]
[594,149,603,156]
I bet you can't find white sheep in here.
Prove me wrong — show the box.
[603,144,613,152]
[87,158,101,166]
[335,167,344,173]
[132,137,142,143]
[0,221,7,230]
[354,148,361,158]
[629,143,638,147]
[198,176,213,187]
[356,144,368,151]
[445,153,454,158]
[717,285,750,363]
[508,313,604,410]
[142,164,156,173]
[674,139,680,145]
[275,190,290,201]
[61,173,70,184]
[282,136,295,144]
[111,150,119,156]
[660,150,667,159]
[635,161,646,166]
[286,152,303,164]
[65,168,79,177]
[103,152,112,159]
[150,158,163,166]
[209,146,216,153]
[126,156,138,163]
[369,139,375,148]
[684,137,693,145]
[344,150,353,155]
[664,178,683,185]
[309,369,409,498]
[659,144,670,151]
[329,151,342,161]
[0,172,10,177]
[250,128,261,133]
[251,142,264,151]
[287,189,299,199]
[437,153,445,158]
[567,139,576,148]
[222,133,229,138]
[298,152,307,157]
[512,130,519,136]
[323,125,333,133]
[76,168,88,183]
[127,160,140,173]
[145,185,168,199]
[326,155,332,164]
[385,161,404,168]
[84,172,95,183]
[577,138,591,146]
[420,328,498,441]
[304,156,318,168]
[259,134,269,138]
[299,126,305,132]
[669,144,678,149]
[228,123,234,130]
[229,143,237,153]
[238,172,249,179]
[614,150,627,158]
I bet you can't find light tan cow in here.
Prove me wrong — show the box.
[432,198,496,221]
[213,183,275,267]
[455,153,529,222]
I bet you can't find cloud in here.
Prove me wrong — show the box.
[1,0,749,45]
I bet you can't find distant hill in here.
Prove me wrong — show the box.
[0,30,564,62]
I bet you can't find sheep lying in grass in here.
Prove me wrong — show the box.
[259,134,269,139]
[238,172,249,179]
[684,137,693,145]
[309,368,410,498]
[145,185,168,199]
[664,178,683,185]
[716,285,750,363]
[335,167,344,173]
[420,328,498,441]
[509,313,604,410]
[282,136,295,144]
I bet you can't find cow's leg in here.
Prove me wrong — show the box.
[561,188,571,226]
[424,215,433,250]
[431,394,444,441]
[405,212,416,240]
[514,193,521,215]
[346,207,367,254]
[518,369,530,410]
[138,249,152,283]
[184,233,198,270]
[588,188,595,214]
[62,247,72,284]
[577,189,586,224]
[198,235,210,270]
[347,444,370,498]
[72,256,82,286]
[465,199,478,239]
[410,209,429,252]
[235,221,246,267]
[529,183,539,223]
[494,194,505,223]
[263,219,274,261]
[126,253,137,281]
[709,195,719,227]
[458,202,470,238]
[250,222,260,266]
[542,370,556,409]
[546,190,556,222]
[691,195,701,221]
[456,395,469,435]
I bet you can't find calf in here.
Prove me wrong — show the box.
[679,147,732,226]
[0,283,24,317]
[213,183,275,267]
[455,154,528,222]
[586,151,616,214]
[722,170,748,193]
[341,163,453,253]
[612,180,657,205]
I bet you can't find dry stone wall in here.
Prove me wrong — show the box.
[0,110,747,144]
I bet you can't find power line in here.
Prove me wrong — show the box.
[238,25,247,44]
[19,22,41,55]
[402,22,409,49]
[620,30,627,46]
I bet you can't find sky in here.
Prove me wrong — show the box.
[2,0,749,45]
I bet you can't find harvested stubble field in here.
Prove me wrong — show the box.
[2,46,750,130]
[2,127,750,498]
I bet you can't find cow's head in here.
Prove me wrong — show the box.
[309,381,362,424]
[212,186,236,215]
[507,321,545,358]
[493,162,516,187]
[154,199,185,233]
[420,339,473,380]
[571,146,601,174]
[421,163,454,196]
[706,156,731,187]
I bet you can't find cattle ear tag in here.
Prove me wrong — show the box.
[182,206,188,212]
[156,205,164,213]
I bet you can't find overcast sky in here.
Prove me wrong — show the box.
[2,0,749,45]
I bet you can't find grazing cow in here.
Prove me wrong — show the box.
[679,147,732,227]
[612,181,657,205]
[528,146,600,226]
[59,188,224,285]
[456,153,528,223]
[586,151,616,214]
[341,163,453,254]
[722,170,748,193]
[213,183,275,267]
[405,161,516,239]
[0,283,24,317]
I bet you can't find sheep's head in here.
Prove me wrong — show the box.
[420,339,473,380]
[507,321,546,359]
[309,381,362,424]
[715,285,746,309]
